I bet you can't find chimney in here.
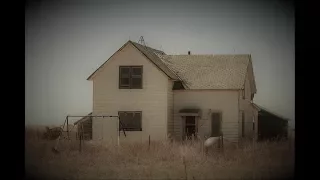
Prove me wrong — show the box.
[188,51,191,55]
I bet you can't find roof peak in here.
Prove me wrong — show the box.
[165,54,251,56]
[129,40,163,51]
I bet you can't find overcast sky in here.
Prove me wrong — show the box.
[25,0,294,128]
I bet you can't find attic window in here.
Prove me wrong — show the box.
[119,66,143,89]
[173,81,185,90]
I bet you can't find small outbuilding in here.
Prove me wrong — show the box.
[74,112,93,140]
[256,106,289,141]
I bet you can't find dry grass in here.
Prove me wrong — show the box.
[25,126,294,180]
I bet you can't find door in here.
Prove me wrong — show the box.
[211,113,221,137]
[185,116,196,139]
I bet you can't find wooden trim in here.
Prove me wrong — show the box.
[119,66,130,89]
[249,55,257,94]
[87,41,130,80]
[130,42,179,80]
[242,61,249,90]
[179,113,200,116]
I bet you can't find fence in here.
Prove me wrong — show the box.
[53,115,126,153]
[55,114,291,153]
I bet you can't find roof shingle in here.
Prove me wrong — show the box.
[157,54,250,89]
[87,41,252,90]
[130,41,179,80]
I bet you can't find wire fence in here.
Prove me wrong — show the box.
[53,114,292,154]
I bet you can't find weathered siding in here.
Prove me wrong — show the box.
[167,80,174,137]
[173,90,239,142]
[91,43,169,143]
[247,58,257,94]
[239,68,257,139]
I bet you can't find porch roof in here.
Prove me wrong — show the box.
[178,109,201,116]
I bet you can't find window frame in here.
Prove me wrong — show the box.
[118,111,142,131]
[119,66,143,89]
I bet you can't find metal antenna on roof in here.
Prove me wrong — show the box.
[160,45,164,52]
[138,36,146,46]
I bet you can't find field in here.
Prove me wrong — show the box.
[25,126,294,180]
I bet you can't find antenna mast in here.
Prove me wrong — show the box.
[138,36,146,46]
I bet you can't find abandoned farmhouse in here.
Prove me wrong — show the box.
[76,40,262,143]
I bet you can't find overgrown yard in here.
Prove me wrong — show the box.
[25,126,294,180]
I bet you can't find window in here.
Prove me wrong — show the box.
[241,111,245,137]
[252,116,255,131]
[242,89,245,99]
[119,66,143,89]
[118,111,142,131]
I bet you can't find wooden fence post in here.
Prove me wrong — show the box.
[221,134,224,153]
[79,133,82,152]
[148,135,150,150]
[67,116,69,140]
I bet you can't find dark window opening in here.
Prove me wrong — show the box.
[119,66,143,89]
[185,116,196,139]
[118,111,142,131]
[173,81,185,90]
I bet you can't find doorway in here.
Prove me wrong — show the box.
[185,116,196,139]
[211,112,222,137]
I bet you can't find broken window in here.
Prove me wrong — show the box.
[118,111,142,131]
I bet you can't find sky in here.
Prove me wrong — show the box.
[25,0,295,129]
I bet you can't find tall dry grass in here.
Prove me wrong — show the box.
[25,126,294,180]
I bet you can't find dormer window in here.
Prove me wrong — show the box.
[119,66,143,89]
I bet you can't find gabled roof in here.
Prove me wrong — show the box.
[87,41,179,80]
[87,41,255,91]
[157,54,251,89]
[129,41,179,80]
[254,104,290,121]
[252,103,261,111]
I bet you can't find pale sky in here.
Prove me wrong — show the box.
[25,0,294,128]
